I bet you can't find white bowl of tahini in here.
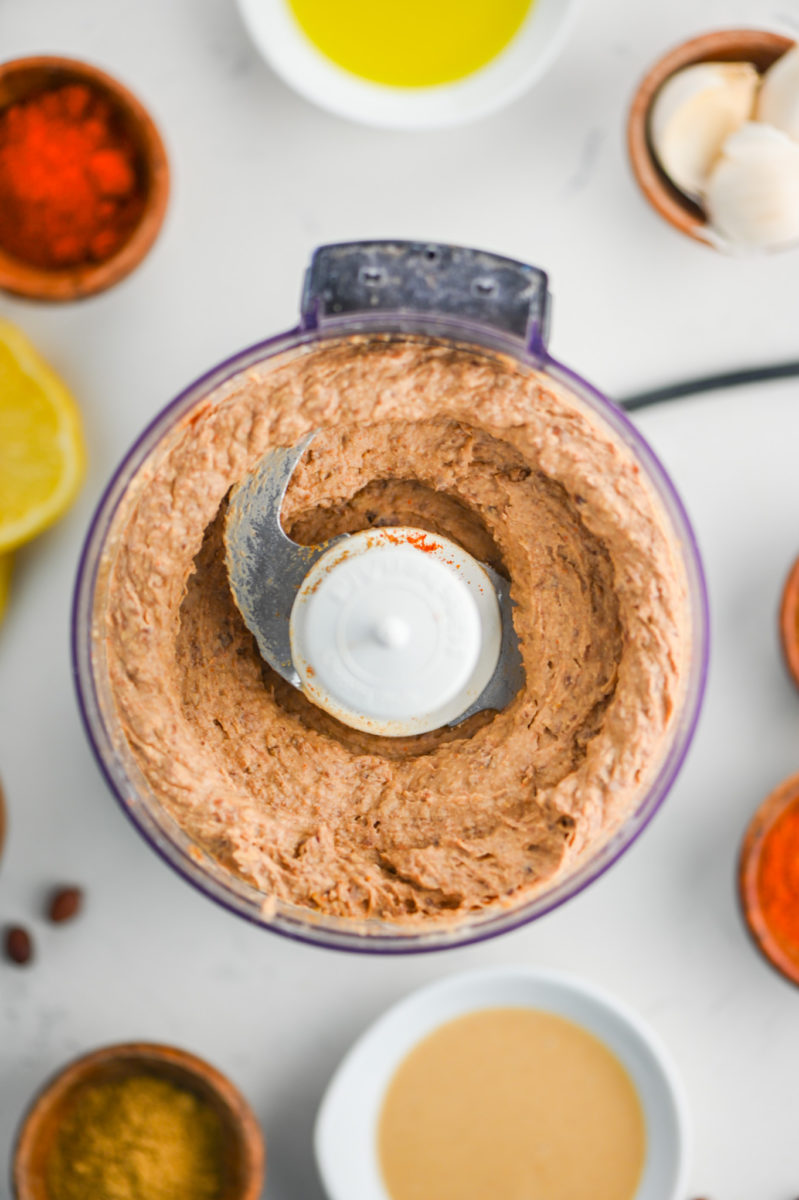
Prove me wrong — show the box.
[315,966,689,1200]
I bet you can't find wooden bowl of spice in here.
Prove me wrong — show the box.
[12,1042,265,1200]
[0,56,169,301]
[739,772,799,988]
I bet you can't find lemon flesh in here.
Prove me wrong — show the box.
[0,320,85,553]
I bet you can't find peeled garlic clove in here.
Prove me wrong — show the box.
[649,61,759,198]
[705,121,799,249]
[757,45,799,142]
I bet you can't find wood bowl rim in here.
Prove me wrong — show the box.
[11,1041,266,1200]
[626,28,795,246]
[0,54,170,301]
[779,554,799,690]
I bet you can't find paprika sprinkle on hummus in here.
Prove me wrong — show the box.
[740,772,799,986]
[0,83,144,269]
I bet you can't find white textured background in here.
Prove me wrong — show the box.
[1,0,799,1196]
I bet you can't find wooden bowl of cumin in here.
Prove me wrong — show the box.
[12,1042,265,1200]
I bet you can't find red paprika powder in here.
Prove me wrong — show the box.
[757,796,799,961]
[0,82,144,269]
[741,774,799,986]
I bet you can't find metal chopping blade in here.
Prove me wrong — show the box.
[223,434,525,725]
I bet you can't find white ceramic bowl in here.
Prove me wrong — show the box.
[236,0,580,129]
[315,966,689,1200]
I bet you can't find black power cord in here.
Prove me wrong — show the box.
[619,360,799,412]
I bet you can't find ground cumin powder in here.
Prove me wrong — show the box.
[47,1074,225,1200]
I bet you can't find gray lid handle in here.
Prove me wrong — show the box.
[301,240,550,354]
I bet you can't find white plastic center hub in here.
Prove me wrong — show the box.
[289,527,502,736]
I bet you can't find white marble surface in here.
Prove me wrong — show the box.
[1,0,799,1196]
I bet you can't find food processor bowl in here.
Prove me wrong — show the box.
[72,241,709,953]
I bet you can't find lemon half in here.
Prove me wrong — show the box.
[0,554,11,622]
[0,320,85,553]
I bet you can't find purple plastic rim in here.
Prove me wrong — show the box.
[71,311,709,955]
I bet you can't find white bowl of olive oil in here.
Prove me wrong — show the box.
[315,966,689,1200]
[236,0,580,128]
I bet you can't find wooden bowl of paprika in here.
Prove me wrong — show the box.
[739,772,799,988]
[12,1041,265,1200]
[0,56,169,301]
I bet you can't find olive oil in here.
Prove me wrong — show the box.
[287,0,534,88]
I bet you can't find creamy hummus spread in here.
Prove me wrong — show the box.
[100,337,688,925]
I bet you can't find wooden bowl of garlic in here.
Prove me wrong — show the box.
[628,30,798,251]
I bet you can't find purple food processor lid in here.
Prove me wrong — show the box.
[71,241,709,954]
